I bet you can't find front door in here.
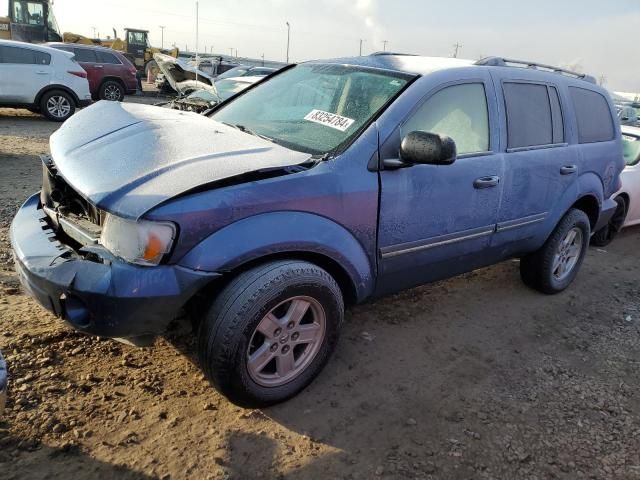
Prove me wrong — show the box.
[376,74,504,296]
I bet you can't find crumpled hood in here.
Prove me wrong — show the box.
[49,101,312,219]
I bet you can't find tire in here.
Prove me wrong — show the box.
[591,197,627,247]
[40,90,76,122]
[99,80,125,101]
[520,208,590,294]
[197,260,344,407]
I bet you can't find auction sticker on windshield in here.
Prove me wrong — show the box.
[304,110,355,132]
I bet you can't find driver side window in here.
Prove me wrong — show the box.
[402,83,490,155]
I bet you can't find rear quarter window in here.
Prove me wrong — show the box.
[570,87,615,143]
[74,48,97,63]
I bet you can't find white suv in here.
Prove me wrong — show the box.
[0,40,92,121]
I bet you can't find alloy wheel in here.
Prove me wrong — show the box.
[247,296,326,387]
[46,96,71,119]
[104,84,122,101]
[552,227,583,281]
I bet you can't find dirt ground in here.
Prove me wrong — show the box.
[1,104,640,480]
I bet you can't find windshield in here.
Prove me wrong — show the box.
[211,64,412,155]
[216,66,250,80]
[214,78,254,101]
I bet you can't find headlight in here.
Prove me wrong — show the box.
[99,214,176,266]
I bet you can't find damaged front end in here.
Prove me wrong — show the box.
[155,89,220,114]
[153,52,215,95]
[9,156,219,342]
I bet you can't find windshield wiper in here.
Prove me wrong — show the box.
[226,123,275,143]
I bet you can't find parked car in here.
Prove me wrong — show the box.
[215,65,278,81]
[0,350,6,418]
[10,54,623,407]
[592,125,640,245]
[47,43,138,101]
[617,104,639,126]
[0,39,91,121]
[158,76,262,113]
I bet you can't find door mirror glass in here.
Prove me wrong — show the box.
[400,131,457,165]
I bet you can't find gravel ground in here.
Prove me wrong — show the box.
[1,105,640,479]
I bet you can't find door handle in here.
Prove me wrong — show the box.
[94,65,104,69]
[473,176,500,189]
[36,71,48,74]
[560,165,577,175]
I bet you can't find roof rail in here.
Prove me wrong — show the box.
[369,51,418,57]
[475,57,597,84]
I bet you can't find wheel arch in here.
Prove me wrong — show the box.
[34,85,81,107]
[570,194,600,230]
[100,76,126,90]
[177,211,376,306]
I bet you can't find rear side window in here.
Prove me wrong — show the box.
[570,87,615,143]
[0,46,50,65]
[402,83,490,155]
[96,51,121,64]
[74,48,97,63]
[504,82,553,148]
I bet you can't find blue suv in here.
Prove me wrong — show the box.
[11,54,624,406]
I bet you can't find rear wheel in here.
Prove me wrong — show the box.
[99,80,125,101]
[197,260,344,407]
[591,197,627,247]
[40,90,75,122]
[520,209,590,294]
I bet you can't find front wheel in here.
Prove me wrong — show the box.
[591,197,627,247]
[197,260,344,407]
[520,209,590,294]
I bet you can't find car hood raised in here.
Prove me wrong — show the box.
[49,101,313,219]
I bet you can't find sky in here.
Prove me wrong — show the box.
[4,0,639,91]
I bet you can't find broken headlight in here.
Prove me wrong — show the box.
[99,214,176,266]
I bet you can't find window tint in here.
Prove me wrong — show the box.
[402,83,490,155]
[74,48,97,63]
[504,83,553,148]
[549,86,564,144]
[0,45,48,64]
[570,87,615,143]
[96,51,121,64]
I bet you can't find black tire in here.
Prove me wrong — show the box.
[520,208,590,294]
[591,197,627,247]
[99,80,125,101]
[40,90,76,122]
[198,260,344,407]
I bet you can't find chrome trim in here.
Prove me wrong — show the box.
[381,225,495,259]
[496,212,547,232]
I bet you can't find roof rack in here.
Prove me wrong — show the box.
[369,51,418,57]
[475,57,597,84]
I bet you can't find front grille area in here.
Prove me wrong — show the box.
[40,155,104,247]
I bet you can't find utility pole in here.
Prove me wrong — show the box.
[383,40,388,52]
[91,26,96,38]
[229,47,233,57]
[159,26,165,49]
[452,42,462,58]
[359,39,366,56]
[261,53,265,66]
[286,21,290,63]
[599,75,607,87]
[195,1,199,84]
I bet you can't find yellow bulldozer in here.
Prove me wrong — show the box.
[63,28,179,76]
[0,0,62,43]
[1,1,177,76]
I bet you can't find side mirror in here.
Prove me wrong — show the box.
[400,131,457,166]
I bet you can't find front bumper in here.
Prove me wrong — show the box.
[0,351,6,418]
[593,196,618,232]
[10,193,220,339]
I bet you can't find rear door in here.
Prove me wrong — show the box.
[72,48,100,95]
[0,44,52,103]
[96,49,124,83]
[376,71,504,295]
[491,78,575,254]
